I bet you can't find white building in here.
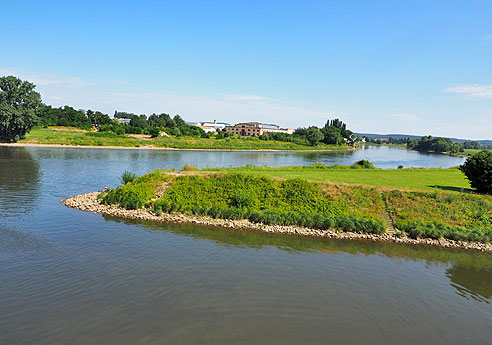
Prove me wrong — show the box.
[193,120,231,133]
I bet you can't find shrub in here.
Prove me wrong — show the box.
[148,127,161,138]
[229,190,256,208]
[460,150,492,194]
[121,171,138,184]
[351,160,375,169]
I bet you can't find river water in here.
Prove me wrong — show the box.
[1,146,490,345]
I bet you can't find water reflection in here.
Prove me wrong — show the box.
[0,147,40,219]
[25,144,465,169]
[109,216,492,303]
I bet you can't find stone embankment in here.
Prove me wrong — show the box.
[63,192,492,253]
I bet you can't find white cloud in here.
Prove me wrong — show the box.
[0,68,91,88]
[444,84,492,99]
[485,35,492,41]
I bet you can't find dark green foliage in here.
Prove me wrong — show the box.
[0,76,41,142]
[395,219,492,243]
[148,127,160,138]
[121,171,138,184]
[143,173,386,234]
[460,151,492,194]
[321,126,344,145]
[101,170,170,209]
[351,160,375,169]
[230,190,256,208]
[408,136,462,153]
[305,127,324,146]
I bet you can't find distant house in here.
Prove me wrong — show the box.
[225,122,294,137]
[193,120,231,133]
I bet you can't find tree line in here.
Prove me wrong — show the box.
[1,75,356,146]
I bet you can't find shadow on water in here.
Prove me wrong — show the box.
[104,214,492,303]
[0,147,40,218]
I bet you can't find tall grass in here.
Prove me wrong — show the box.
[121,171,138,184]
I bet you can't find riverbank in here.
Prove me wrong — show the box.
[63,167,492,252]
[63,191,492,252]
[0,142,354,152]
[12,127,353,152]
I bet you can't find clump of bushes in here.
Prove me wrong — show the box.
[351,160,375,169]
[148,173,385,234]
[395,219,492,243]
[101,170,170,209]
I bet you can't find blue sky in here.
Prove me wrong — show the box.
[2,0,491,139]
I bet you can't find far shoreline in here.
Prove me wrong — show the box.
[0,142,356,153]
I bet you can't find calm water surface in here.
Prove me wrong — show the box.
[1,146,490,345]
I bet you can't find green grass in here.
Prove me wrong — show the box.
[99,164,492,244]
[23,127,142,147]
[21,127,349,151]
[463,149,483,156]
[101,171,386,234]
[202,165,470,192]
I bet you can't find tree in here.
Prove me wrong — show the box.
[0,76,41,142]
[306,127,324,146]
[459,151,492,194]
[148,127,160,138]
[173,114,186,127]
[321,126,343,145]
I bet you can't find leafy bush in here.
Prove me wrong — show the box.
[460,150,492,194]
[395,219,492,243]
[351,160,375,169]
[121,171,138,184]
[148,127,161,138]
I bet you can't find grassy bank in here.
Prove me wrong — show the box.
[101,171,386,234]
[98,164,492,245]
[202,165,470,192]
[19,127,350,151]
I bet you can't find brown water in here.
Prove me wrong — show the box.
[0,146,490,345]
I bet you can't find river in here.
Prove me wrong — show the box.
[1,146,490,345]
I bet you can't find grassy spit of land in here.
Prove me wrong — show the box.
[9,127,351,151]
[63,164,492,252]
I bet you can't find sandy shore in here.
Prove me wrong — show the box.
[63,192,492,253]
[0,142,353,152]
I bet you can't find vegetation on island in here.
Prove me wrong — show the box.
[364,135,491,155]
[101,168,386,234]
[98,163,492,245]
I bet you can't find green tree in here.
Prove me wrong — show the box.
[306,127,324,146]
[459,151,492,194]
[0,76,42,142]
[321,126,344,145]
[173,114,186,127]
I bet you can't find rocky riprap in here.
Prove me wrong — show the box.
[63,192,492,253]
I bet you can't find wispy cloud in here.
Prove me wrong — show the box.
[0,69,91,88]
[484,35,492,41]
[220,94,277,103]
[444,84,492,99]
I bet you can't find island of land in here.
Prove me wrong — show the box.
[64,163,492,252]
